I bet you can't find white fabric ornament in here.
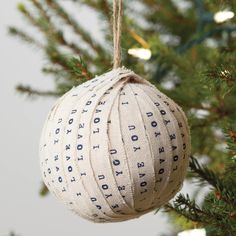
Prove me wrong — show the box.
[39,67,191,223]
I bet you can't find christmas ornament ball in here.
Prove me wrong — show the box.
[39,67,191,223]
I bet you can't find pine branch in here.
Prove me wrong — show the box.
[164,153,236,234]
[45,0,106,55]
[17,1,94,67]
[8,26,44,48]
[42,66,65,77]
[190,156,236,207]
[141,0,196,43]
[226,128,236,153]
[189,156,223,189]
[39,182,49,196]
[17,3,42,31]
[165,192,236,235]
[178,26,236,53]
[80,0,111,22]
[16,84,61,97]
[165,197,206,223]
[46,45,92,81]
[30,0,94,62]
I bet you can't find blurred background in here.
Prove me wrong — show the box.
[0,1,170,236]
[1,0,236,236]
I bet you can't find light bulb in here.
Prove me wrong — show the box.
[220,69,230,76]
[214,10,234,23]
[128,48,152,60]
[178,229,206,236]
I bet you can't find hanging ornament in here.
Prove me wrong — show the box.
[39,0,191,223]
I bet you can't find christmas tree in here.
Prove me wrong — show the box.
[9,0,236,235]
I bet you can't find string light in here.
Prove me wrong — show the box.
[178,229,206,236]
[214,10,234,23]
[128,48,152,60]
[190,108,209,119]
[220,69,230,76]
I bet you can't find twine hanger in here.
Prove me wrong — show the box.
[113,0,123,69]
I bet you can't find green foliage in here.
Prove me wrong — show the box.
[8,232,18,236]
[10,0,236,235]
[166,156,236,235]
[39,182,49,196]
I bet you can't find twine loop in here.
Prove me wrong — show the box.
[113,0,123,69]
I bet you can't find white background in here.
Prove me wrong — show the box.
[0,1,172,236]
